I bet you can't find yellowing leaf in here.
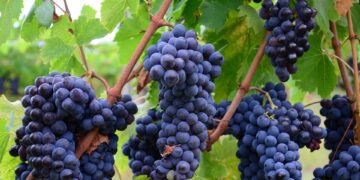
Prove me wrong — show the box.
[336,0,353,16]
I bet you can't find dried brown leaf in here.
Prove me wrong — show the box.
[137,70,150,93]
[86,133,109,154]
[336,0,353,16]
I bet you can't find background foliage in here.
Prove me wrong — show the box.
[0,0,359,179]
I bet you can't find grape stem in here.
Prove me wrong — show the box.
[206,31,270,150]
[51,0,67,14]
[75,0,173,161]
[303,100,322,108]
[322,49,354,73]
[346,12,360,145]
[126,63,144,83]
[107,0,173,104]
[249,86,278,109]
[81,71,111,91]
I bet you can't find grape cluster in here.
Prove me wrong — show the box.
[259,0,316,82]
[320,95,354,160]
[9,72,138,179]
[143,24,223,179]
[79,95,137,135]
[313,145,360,179]
[312,95,359,179]
[228,82,326,150]
[212,82,326,179]
[80,134,118,179]
[122,109,162,176]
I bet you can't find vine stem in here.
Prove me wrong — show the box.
[75,0,173,159]
[107,0,172,104]
[206,31,270,150]
[328,21,356,162]
[346,11,360,145]
[329,22,353,97]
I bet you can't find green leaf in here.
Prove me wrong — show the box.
[238,5,263,34]
[0,96,24,132]
[74,5,107,45]
[292,34,337,98]
[115,5,149,64]
[41,37,75,62]
[134,175,150,180]
[80,5,97,19]
[0,133,20,180]
[314,0,339,37]
[49,56,85,76]
[181,0,202,27]
[199,0,242,30]
[74,6,108,45]
[147,81,159,108]
[0,0,23,45]
[101,0,139,30]
[21,6,45,42]
[35,0,54,27]
[194,136,240,179]
[51,15,76,45]
[0,96,23,179]
[287,80,306,103]
[351,4,360,36]
[206,10,270,102]
[172,0,189,20]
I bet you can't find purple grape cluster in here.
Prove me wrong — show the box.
[122,109,162,176]
[143,24,223,179]
[259,0,316,82]
[227,82,326,150]
[213,82,326,179]
[80,134,119,179]
[320,95,354,160]
[9,72,138,179]
[313,145,360,179]
[313,95,359,179]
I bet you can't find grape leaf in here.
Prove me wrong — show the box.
[49,56,85,76]
[147,82,159,108]
[172,0,189,20]
[21,6,45,42]
[0,96,24,132]
[238,5,263,34]
[194,136,240,179]
[0,96,23,179]
[51,15,76,45]
[351,4,360,36]
[292,35,337,98]
[314,0,339,37]
[41,37,75,62]
[181,0,202,27]
[0,0,23,45]
[73,5,108,45]
[101,0,139,30]
[35,0,54,27]
[199,0,242,30]
[204,9,270,102]
[0,133,19,180]
[114,5,149,64]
